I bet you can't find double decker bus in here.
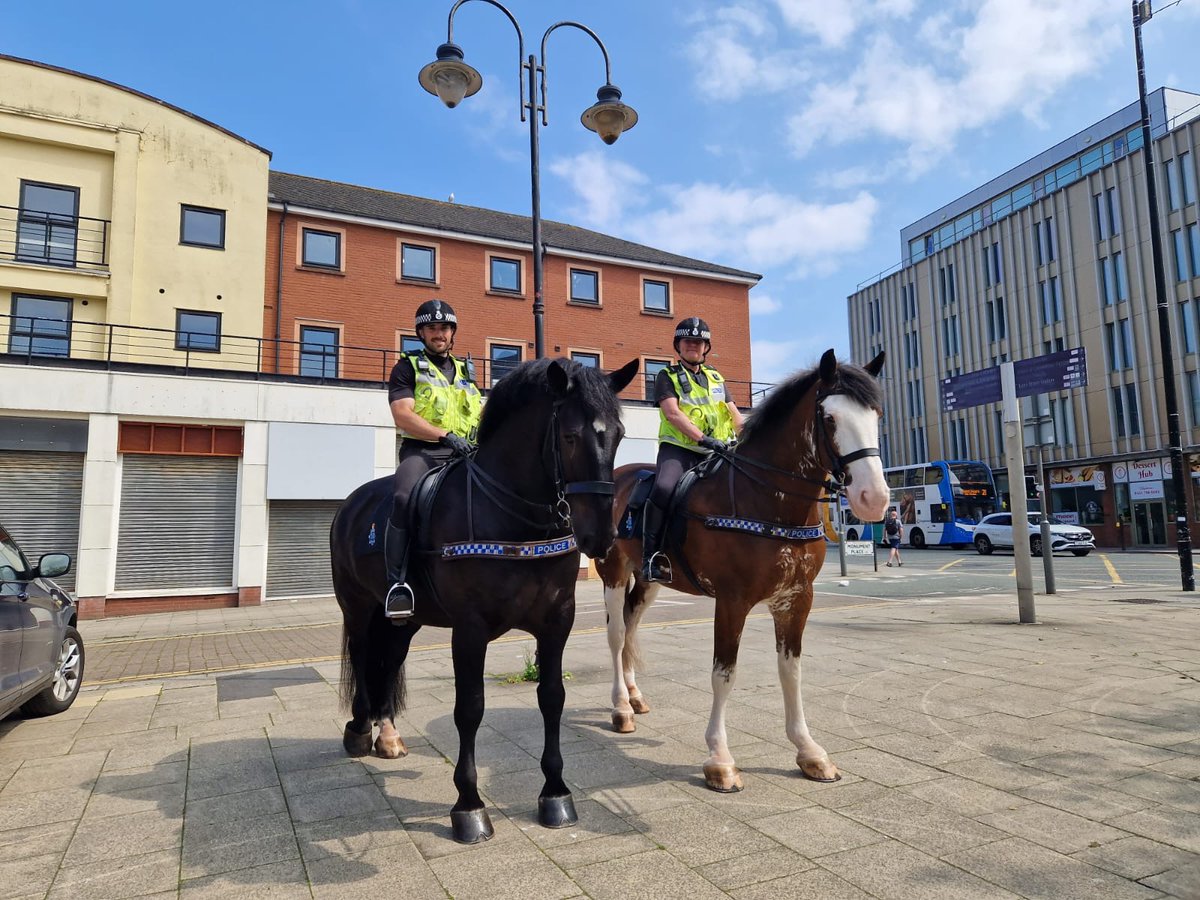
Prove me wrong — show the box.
[838,460,998,548]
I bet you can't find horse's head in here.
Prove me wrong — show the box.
[816,348,890,521]
[546,357,639,558]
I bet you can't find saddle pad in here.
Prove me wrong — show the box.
[616,469,656,539]
[356,494,392,558]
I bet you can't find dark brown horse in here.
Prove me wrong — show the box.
[330,357,637,842]
[595,350,888,791]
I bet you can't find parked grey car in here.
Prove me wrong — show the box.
[973,512,1095,557]
[1,524,84,721]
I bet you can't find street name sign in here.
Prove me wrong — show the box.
[940,348,1087,411]
[941,366,1001,411]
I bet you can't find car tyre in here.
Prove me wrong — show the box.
[908,528,925,550]
[1071,549,1091,557]
[1030,535,1043,557]
[21,626,85,718]
[974,534,993,555]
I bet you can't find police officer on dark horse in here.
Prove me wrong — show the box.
[384,298,481,618]
[643,317,745,583]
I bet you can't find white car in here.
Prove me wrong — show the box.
[973,512,1095,557]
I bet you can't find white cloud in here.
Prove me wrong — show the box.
[749,292,781,315]
[684,2,810,102]
[752,336,845,386]
[546,152,649,229]
[773,0,859,46]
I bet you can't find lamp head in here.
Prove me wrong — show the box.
[581,83,638,145]
[418,42,483,109]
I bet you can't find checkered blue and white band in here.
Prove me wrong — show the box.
[441,535,577,560]
[704,516,824,542]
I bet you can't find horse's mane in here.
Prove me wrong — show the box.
[476,357,621,444]
[740,357,882,445]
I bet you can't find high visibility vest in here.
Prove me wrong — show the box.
[658,363,736,449]
[403,352,482,442]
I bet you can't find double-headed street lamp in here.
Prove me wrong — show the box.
[1132,0,1194,590]
[419,0,638,360]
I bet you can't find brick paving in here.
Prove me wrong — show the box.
[2,582,1199,898]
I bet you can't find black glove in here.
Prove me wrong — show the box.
[698,436,728,453]
[440,433,474,456]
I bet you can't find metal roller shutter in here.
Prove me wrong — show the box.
[115,455,238,591]
[0,451,84,592]
[266,501,341,599]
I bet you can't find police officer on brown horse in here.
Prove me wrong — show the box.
[643,316,744,583]
[384,299,482,618]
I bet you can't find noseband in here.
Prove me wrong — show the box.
[815,392,881,490]
[546,402,615,525]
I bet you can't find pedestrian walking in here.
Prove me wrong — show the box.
[885,508,903,567]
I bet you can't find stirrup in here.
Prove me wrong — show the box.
[642,551,672,584]
[384,582,415,619]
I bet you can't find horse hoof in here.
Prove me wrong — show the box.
[798,755,841,783]
[342,723,373,757]
[611,711,636,733]
[374,733,408,759]
[703,763,744,793]
[538,794,578,829]
[629,696,650,714]
[450,808,494,844]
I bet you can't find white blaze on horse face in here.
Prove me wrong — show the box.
[822,395,889,522]
[593,418,607,433]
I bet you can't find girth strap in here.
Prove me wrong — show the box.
[441,534,577,560]
[704,516,824,542]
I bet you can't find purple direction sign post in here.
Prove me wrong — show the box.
[1013,347,1088,397]
[941,366,1001,411]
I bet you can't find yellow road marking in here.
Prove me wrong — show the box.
[1100,554,1123,584]
[938,558,963,572]
[88,602,895,686]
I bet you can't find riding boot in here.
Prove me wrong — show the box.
[641,500,672,583]
[384,521,415,619]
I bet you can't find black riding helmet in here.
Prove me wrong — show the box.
[673,316,712,355]
[414,299,458,334]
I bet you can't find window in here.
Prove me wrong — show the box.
[1180,299,1198,355]
[1050,397,1077,447]
[400,243,436,281]
[1114,252,1128,301]
[570,268,599,304]
[1175,230,1192,282]
[299,326,338,378]
[910,426,926,461]
[1189,223,1200,278]
[1182,152,1197,206]
[175,310,221,352]
[1125,383,1140,436]
[1113,386,1127,438]
[302,228,341,269]
[938,264,956,304]
[642,279,670,313]
[1034,217,1055,265]
[1105,319,1132,371]
[570,351,600,368]
[18,181,79,265]
[1165,158,1181,211]
[180,205,225,249]
[489,342,522,386]
[1094,193,1108,241]
[489,256,522,293]
[1108,188,1122,236]
[1189,371,1200,427]
[400,334,424,354]
[644,358,670,400]
[1040,279,1062,324]
[942,315,959,355]
[9,295,71,357]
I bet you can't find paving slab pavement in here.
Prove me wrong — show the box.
[2,583,1199,898]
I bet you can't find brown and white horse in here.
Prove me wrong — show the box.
[595,350,889,791]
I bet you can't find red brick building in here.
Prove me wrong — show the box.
[263,172,760,404]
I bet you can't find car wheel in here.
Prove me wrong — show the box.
[846,529,858,542]
[21,626,85,718]
[1030,535,1043,557]
[975,534,993,555]
[909,529,926,550]
[1071,549,1090,557]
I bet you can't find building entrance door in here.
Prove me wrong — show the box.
[1132,500,1167,546]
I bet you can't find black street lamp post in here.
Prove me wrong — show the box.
[419,0,638,360]
[1132,0,1194,590]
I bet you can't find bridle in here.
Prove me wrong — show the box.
[459,399,614,531]
[813,390,881,491]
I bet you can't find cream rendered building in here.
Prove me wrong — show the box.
[849,88,1200,550]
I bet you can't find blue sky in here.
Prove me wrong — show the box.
[7,0,1197,384]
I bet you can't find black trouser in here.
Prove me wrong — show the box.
[650,442,706,510]
[391,441,454,527]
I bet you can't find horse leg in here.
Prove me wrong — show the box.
[702,600,749,793]
[624,581,659,715]
[340,623,375,757]
[534,623,577,829]
[448,627,493,844]
[374,619,419,759]
[775,607,839,782]
[605,577,636,733]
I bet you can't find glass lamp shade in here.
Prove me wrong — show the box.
[580,84,637,145]
[418,44,483,109]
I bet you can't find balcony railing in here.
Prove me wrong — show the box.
[0,205,110,271]
[0,313,771,404]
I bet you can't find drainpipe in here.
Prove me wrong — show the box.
[273,200,288,372]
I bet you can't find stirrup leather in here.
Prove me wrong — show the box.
[384,582,415,618]
[642,550,673,584]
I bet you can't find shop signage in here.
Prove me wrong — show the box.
[1050,466,1102,488]
[1129,459,1163,482]
[1129,480,1165,500]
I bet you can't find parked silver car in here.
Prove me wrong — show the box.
[973,512,1095,557]
[1,525,85,721]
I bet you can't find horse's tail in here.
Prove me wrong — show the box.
[338,624,354,709]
